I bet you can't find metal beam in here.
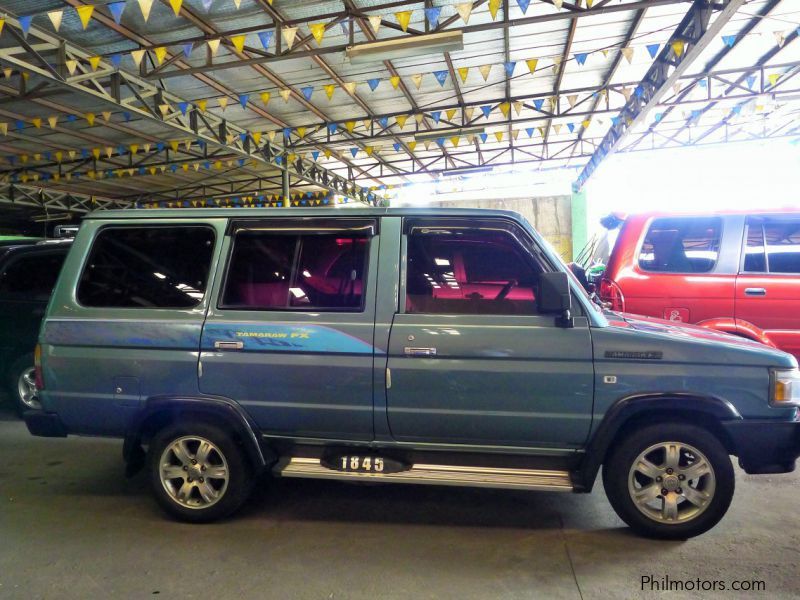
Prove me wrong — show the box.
[0,180,131,214]
[573,0,746,191]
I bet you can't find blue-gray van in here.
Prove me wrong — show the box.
[24,208,800,539]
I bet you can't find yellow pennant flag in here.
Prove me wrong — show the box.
[499,103,510,118]
[252,132,262,144]
[105,147,114,158]
[48,10,64,32]
[2,68,11,78]
[230,35,246,54]
[526,59,539,74]
[309,23,326,45]
[159,103,171,116]
[297,126,306,138]
[479,64,492,81]
[390,76,401,89]
[279,89,291,102]
[196,99,207,112]
[102,111,112,122]
[76,5,94,30]
[407,141,417,152]
[345,121,356,133]
[512,129,520,140]
[365,146,374,156]
[513,101,522,116]
[395,114,408,129]
[260,92,271,105]
[130,144,139,155]
[395,11,412,32]
[170,140,179,152]
[450,136,460,148]
[154,47,167,65]
[411,73,423,89]
[282,26,298,48]
[323,148,332,158]
[131,49,146,67]
[768,73,780,87]
[218,97,228,110]
[92,148,101,160]
[169,0,183,16]
[184,139,192,151]
[324,84,335,100]
[267,130,277,142]
[85,113,96,126]
[582,119,591,129]
[47,116,58,129]
[671,40,685,57]
[415,113,425,125]
[65,60,78,75]
[494,131,504,142]
[30,118,41,129]
[446,108,457,121]
[55,151,63,162]
[457,67,469,83]
[488,0,502,20]
[68,150,77,160]
[455,2,473,24]
[89,56,102,71]
[138,0,155,22]
[362,119,372,131]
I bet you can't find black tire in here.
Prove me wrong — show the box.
[603,422,735,540]
[147,420,253,523]
[7,354,39,417]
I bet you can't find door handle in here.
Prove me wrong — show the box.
[744,288,767,297]
[214,340,244,350]
[404,347,437,356]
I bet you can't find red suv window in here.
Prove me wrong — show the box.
[744,218,800,274]
[638,217,722,274]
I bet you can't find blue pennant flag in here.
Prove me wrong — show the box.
[745,75,756,89]
[367,78,380,91]
[567,123,575,133]
[274,156,283,165]
[178,102,189,116]
[433,70,448,86]
[238,158,246,166]
[722,35,736,48]
[117,146,126,155]
[182,43,194,59]
[525,128,534,138]
[301,86,313,101]
[431,111,442,124]
[122,111,131,122]
[110,53,123,68]
[574,54,587,66]
[504,61,517,76]
[139,166,146,175]
[350,148,358,157]
[698,79,707,89]
[533,98,544,111]
[732,105,742,115]
[44,151,52,161]
[239,94,250,108]
[646,44,659,59]
[378,116,389,128]
[67,114,77,122]
[393,142,401,152]
[634,86,643,98]
[517,0,532,13]
[108,2,126,24]
[328,123,338,134]
[14,120,24,131]
[479,133,488,143]
[203,162,210,170]
[611,116,620,126]
[18,15,33,37]
[257,31,274,49]
[197,140,206,149]
[312,151,320,161]
[81,148,89,158]
[283,128,291,138]
[424,7,441,27]
[170,164,178,173]
[654,112,663,122]
[156,142,165,152]
[239,133,247,144]
[480,105,492,118]
[691,109,702,120]
[436,137,445,147]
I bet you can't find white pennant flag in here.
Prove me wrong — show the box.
[282,27,298,49]
[207,39,221,56]
[138,0,155,22]
[48,10,64,32]
[368,15,382,35]
[455,2,473,24]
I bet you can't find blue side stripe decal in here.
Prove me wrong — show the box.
[202,323,377,354]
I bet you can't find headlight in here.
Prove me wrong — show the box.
[771,369,800,407]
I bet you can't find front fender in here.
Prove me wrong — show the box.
[696,317,776,347]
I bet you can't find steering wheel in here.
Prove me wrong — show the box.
[495,279,518,301]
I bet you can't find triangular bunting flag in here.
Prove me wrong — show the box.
[446,108,457,121]
[464,106,474,121]
[368,15,382,35]
[231,35,246,53]
[395,11,412,32]
[567,94,577,107]
[101,111,111,122]
[154,47,167,65]
[481,105,492,118]
[646,44,659,58]
[138,0,155,22]
[282,27,298,48]
[407,141,417,152]
[345,121,356,133]
[425,7,441,27]
[310,23,326,45]
[722,35,736,48]
[301,86,314,100]
[76,5,94,30]
[108,2,126,24]
[259,92,270,106]
[207,39,221,56]
[518,0,532,13]
[169,0,183,16]
[575,53,587,66]
[131,49,146,67]
[239,94,249,108]
[324,84,335,99]
[499,103,510,118]
[218,97,228,110]
[494,131,503,142]
[343,81,357,94]
[671,40,685,57]
[433,70,448,86]
[526,58,539,74]
[411,74,423,89]
[513,101,522,116]
[48,10,63,32]
[390,76,400,89]
[395,114,408,129]
[279,89,291,102]
[47,115,58,129]
[479,64,492,81]
[367,78,380,91]
[85,113,96,126]
[456,3,473,24]
[457,67,469,83]
[621,47,634,63]
[489,0,502,20]
[19,15,33,37]
[89,56,102,71]
[504,61,516,76]
[431,111,441,124]
[257,31,274,49]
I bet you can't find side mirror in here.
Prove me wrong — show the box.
[568,262,594,294]
[539,271,573,326]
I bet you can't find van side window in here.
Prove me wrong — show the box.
[221,232,369,311]
[638,217,721,273]
[405,229,540,315]
[0,252,65,301]
[744,218,800,274]
[77,227,215,308]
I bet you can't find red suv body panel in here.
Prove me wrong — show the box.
[602,209,800,360]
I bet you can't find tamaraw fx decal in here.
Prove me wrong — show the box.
[202,323,379,354]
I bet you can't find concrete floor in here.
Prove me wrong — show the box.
[0,403,798,600]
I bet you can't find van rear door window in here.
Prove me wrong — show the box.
[77,226,215,308]
[638,217,722,273]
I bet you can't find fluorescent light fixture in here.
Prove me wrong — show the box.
[414,126,485,142]
[346,31,463,64]
[441,166,495,177]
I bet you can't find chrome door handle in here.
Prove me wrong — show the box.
[404,347,437,356]
[744,288,767,297]
[214,340,244,350]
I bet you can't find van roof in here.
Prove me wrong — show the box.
[84,206,526,220]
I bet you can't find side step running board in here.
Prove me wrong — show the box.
[277,458,574,492]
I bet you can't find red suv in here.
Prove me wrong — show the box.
[600,209,800,360]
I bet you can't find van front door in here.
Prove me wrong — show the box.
[199,218,379,441]
[385,219,594,448]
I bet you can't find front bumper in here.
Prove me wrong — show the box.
[723,419,800,474]
[24,411,68,437]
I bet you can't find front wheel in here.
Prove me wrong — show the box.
[147,420,253,523]
[7,354,41,415]
[603,423,734,539]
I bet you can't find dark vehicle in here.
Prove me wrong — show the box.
[0,240,71,414]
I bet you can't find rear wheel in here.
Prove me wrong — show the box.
[7,354,40,415]
[147,420,253,522]
[603,422,734,539]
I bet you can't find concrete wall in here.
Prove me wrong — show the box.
[430,195,574,260]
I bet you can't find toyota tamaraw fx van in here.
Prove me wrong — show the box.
[25,208,800,539]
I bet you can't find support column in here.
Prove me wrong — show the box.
[282,169,290,207]
[571,190,588,263]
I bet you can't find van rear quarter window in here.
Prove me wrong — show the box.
[77,226,215,308]
[638,217,722,274]
[744,217,800,274]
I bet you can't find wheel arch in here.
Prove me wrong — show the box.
[574,393,741,492]
[123,395,275,476]
[696,317,776,347]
